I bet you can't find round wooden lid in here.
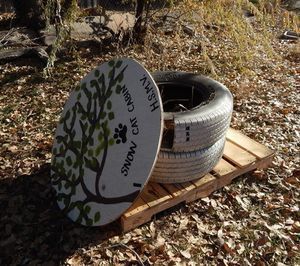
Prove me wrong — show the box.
[51,58,163,226]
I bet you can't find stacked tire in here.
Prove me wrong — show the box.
[151,71,233,183]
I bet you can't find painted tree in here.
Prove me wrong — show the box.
[51,59,140,225]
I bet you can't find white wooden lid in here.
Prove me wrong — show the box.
[51,58,163,226]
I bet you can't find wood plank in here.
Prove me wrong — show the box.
[179,181,196,192]
[213,158,237,177]
[162,183,185,198]
[186,173,218,202]
[192,173,216,188]
[223,141,257,167]
[226,128,273,159]
[141,182,172,207]
[123,197,148,218]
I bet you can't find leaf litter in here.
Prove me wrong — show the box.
[0,2,300,265]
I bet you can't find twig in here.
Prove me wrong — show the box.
[108,243,145,266]
[0,28,15,46]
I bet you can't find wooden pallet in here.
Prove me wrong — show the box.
[120,128,274,232]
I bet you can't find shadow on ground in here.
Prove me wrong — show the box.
[0,165,121,265]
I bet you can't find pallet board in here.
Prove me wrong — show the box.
[120,128,274,232]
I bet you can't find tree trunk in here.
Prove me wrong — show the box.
[134,0,145,43]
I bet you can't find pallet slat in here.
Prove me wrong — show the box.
[226,128,273,159]
[223,141,257,167]
[120,128,274,232]
[141,183,172,208]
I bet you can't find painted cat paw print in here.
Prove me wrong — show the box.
[114,124,127,144]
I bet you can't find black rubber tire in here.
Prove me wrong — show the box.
[151,137,225,183]
[152,71,233,152]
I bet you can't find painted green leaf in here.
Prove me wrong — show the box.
[94,69,100,77]
[75,84,80,91]
[100,112,107,119]
[104,127,110,136]
[56,136,64,144]
[77,93,81,100]
[88,149,93,157]
[89,138,94,146]
[59,146,64,154]
[108,60,115,67]
[57,193,63,201]
[108,138,115,146]
[83,122,88,131]
[65,110,70,120]
[74,141,81,149]
[53,147,57,154]
[98,132,103,141]
[116,85,122,94]
[118,72,124,82]
[76,215,82,224]
[64,197,70,207]
[95,122,101,130]
[108,69,113,78]
[107,100,112,110]
[82,146,88,154]
[95,145,102,156]
[91,158,98,169]
[115,60,122,68]
[111,79,117,87]
[103,120,108,127]
[85,205,91,213]
[67,169,72,177]
[86,219,93,226]
[108,112,114,120]
[107,90,112,98]
[94,212,101,223]
[66,156,72,166]
[81,83,87,90]
[79,168,84,177]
